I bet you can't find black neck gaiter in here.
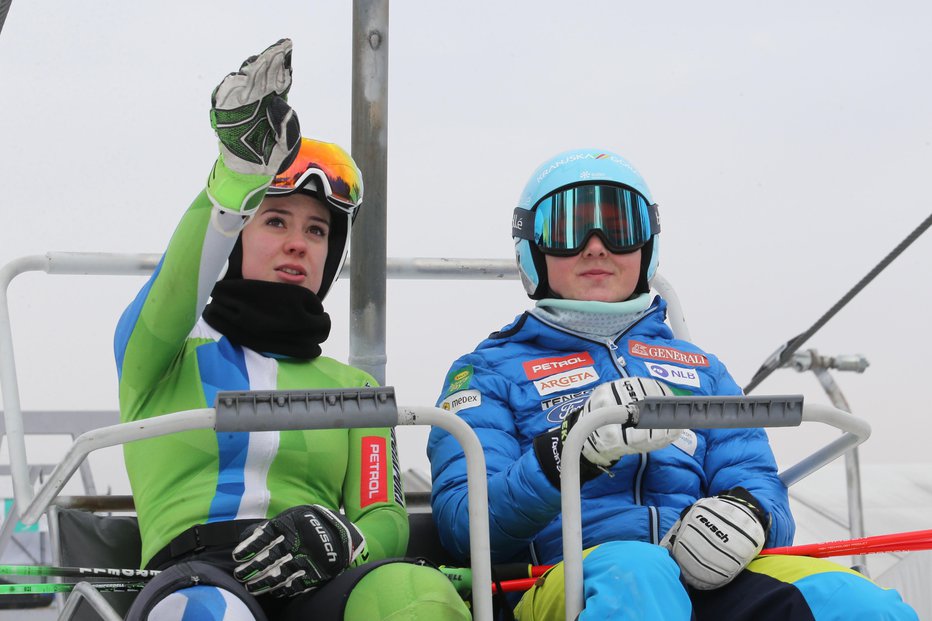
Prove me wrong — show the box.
[203,279,331,359]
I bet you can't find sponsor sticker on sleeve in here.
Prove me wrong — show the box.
[443,365,474,397]
[440,389,482,414]
[360,436,388,507]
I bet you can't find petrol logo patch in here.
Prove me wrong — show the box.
[533,367,600,396]
[628,341,710,367]
[673,429,698,457]
[645,362,701,388]
[440,389,482,414]
[523,352,595,380]
[360,436,387,507]
[443,365,474,397]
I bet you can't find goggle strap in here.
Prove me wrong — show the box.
[512,208,535,241]
[648,203,661,234]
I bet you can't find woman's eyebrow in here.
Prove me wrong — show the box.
[262,206,292,216]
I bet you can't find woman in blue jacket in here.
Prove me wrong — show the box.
[427,148,916,620]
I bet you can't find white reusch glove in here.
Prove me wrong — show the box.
[579,377,682,468]
[660,487,771,590]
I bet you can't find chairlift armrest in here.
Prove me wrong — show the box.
[214,387,398,432]
[633,395,805,428]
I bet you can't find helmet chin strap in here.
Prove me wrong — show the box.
[634,237,655,295]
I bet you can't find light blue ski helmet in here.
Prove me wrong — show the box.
[512,148,660,299]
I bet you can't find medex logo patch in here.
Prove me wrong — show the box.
[523,352,595,380]
[360,436,387,507]
[440,389,482,414]
[628,341,710,367]
[533,367,600,396]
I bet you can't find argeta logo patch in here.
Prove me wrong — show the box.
[533,367,600,395]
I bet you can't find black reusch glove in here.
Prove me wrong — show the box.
[532,407,604,489]
[232,504,367,598]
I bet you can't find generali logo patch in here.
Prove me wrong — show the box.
[523,352,595,380]
[533,367,600,396]
[360,436,387,507]
[628,341,710,367]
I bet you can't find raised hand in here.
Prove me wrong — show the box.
[207,38,302,213]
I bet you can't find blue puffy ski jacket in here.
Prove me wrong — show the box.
[427,297,795,565]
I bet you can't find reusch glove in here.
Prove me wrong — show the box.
[532,405,603,489]
[207,38,302,215]
[578,377,681,467]
[533,377,681,488]
[232,504,368,598]
[660,487,771,590]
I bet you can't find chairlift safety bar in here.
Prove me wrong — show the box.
[3,385,494,620]
[214,387,398,431]
[633,395,804,428]
[559,397,872,621]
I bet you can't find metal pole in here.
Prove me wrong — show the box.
[789,350,868,572]
[811,367,867,572]
[350,0,389,384]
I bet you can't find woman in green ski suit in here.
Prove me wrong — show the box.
[115,39,470,621]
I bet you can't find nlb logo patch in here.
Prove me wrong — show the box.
[440,389,482,414]
[523,352,594,380]
[646,362,701,388]
[360,436,388,507]
[533,367,600,396]
[628,341,710,367]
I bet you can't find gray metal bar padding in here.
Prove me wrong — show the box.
[559,397,871,621]
[634,395,804,429]
[215,387,398,431]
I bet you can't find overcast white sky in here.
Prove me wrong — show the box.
[1,1,931,498]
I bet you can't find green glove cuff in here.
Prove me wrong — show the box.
[350,543,371,568]
[206,154,272,214]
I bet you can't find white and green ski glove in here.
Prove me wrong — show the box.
[207,38,302,215]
